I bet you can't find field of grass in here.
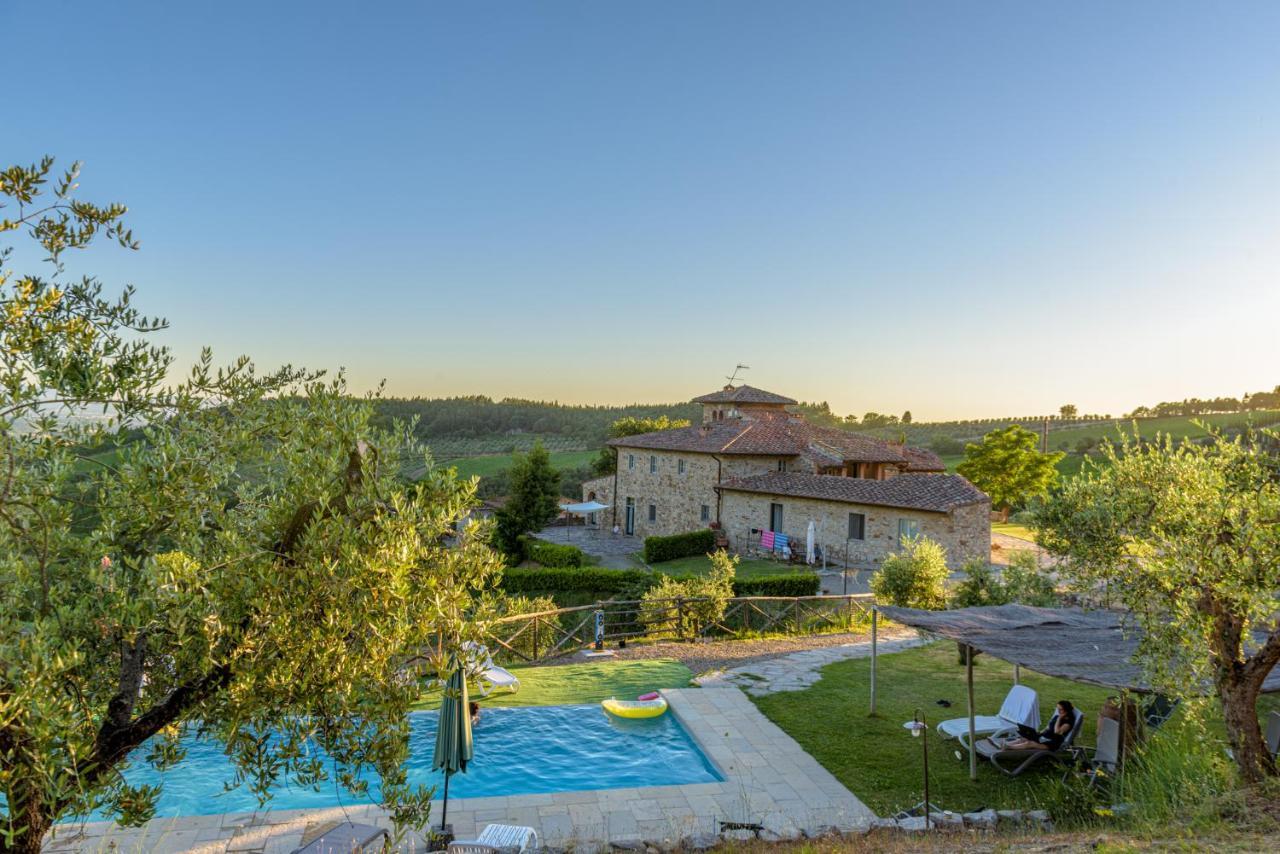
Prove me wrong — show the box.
[446,448,597,480]
[645,553,809,580]
[751,641,1116,815]
[413,658,693,710]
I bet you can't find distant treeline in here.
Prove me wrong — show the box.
[372,396,699,453]
[1127,385,1280,418]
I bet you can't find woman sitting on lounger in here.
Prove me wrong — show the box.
[1005,700,1075,751]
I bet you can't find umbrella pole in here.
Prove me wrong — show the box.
[440,771,450,831]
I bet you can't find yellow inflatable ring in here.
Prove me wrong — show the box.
[601,696,668,719]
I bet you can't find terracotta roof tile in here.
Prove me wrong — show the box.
[692,385,798,405]
[716,472,989,513]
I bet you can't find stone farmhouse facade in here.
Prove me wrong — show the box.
[581,385,990,568]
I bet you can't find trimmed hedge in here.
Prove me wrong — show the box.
[522,538,588,568]
[731,573,821,597]
[501,566,655,598]
[502,565,820,600]
[643,528,716,563]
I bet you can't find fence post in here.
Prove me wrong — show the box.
[676,597,685,642]
[793,598,800,633]
[532,615,540,662]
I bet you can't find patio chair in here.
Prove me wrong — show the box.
[461,641,520,697]
[447,823,538,854]
[292,822,389,853]
[1140,694,1179,731]
[936,684,1040,749]
[975,707,1085,777]
[1067,715,1120,788]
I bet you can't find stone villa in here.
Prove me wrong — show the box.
[581,384,990,568]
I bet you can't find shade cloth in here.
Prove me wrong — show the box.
[876,604,1280,694]
[560,501,610,514]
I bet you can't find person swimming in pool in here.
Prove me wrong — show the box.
[469,701,481,725]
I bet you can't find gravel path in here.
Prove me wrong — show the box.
[694,635,928,695]
[536,626,918,677]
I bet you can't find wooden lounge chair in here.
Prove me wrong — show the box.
[975,707,1085,777]
[447,823,538,854]
[292,822,389,853]
[936,684,1040,749]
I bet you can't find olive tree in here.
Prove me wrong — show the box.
[0,158,504,852]
[1033,431,1280,783]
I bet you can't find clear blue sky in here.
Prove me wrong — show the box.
[8,1,1280,419]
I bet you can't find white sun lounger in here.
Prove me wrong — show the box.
[936,684,1040,749]
[448,823,538,854]
[462,641,520,697]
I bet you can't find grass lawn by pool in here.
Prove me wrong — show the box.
[414,658,694,710]
[751,641,1115,815]
[649,553,811,579]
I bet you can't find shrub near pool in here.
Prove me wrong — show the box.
[643,528,716,563]
[522,538,589,568]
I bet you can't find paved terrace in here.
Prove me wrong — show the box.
[45,688,873,853]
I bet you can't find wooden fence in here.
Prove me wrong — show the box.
[484,593,875,664]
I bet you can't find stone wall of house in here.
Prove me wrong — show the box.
[610,447,721,538]
[579,475,613,528]
[718,491,991,569]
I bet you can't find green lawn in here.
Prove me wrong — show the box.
[751,641,1115,815]
[446,449,597,480]
[991,521,1037,543]
[413,658,693,710]
[647,553,808,579]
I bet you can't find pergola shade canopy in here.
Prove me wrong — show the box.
[876,604,1280,695]
[560,501,609,515]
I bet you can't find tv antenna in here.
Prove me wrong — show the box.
[725,364,750,386]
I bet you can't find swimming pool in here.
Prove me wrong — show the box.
[82,704,722,818]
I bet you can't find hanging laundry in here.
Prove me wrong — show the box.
[774,533,790,552]
[760,530,776,549]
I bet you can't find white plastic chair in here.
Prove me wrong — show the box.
[448,823,538,854]
[461,641,520,697]
[936,684,1040,749]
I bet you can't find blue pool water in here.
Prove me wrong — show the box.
[82,704,721,819]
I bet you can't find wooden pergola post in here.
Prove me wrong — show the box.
[966,644,977,780]
[869,608,878,715]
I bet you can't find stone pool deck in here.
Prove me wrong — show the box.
[44,687,873,852]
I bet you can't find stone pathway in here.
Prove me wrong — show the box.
[693,635,927,696]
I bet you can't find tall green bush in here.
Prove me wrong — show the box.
[950,557,1010,608]
[1003,550,1059,606]
[639,550,737,638]
[643,529,716,563]
[870,536,950,609]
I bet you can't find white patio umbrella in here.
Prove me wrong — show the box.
[558,501,610,541]
[806,519,816,565]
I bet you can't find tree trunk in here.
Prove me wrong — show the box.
[3,785,53,854]
[1218,672,1278,784]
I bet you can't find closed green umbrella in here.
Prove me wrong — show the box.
[432,655,473,833]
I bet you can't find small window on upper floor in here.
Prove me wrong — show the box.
[700,504,711,522]
[678,459,686,475]
[628,454,635,470]
[777,459,788,473]
[648,503,657,522]
[649,455,657,473]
